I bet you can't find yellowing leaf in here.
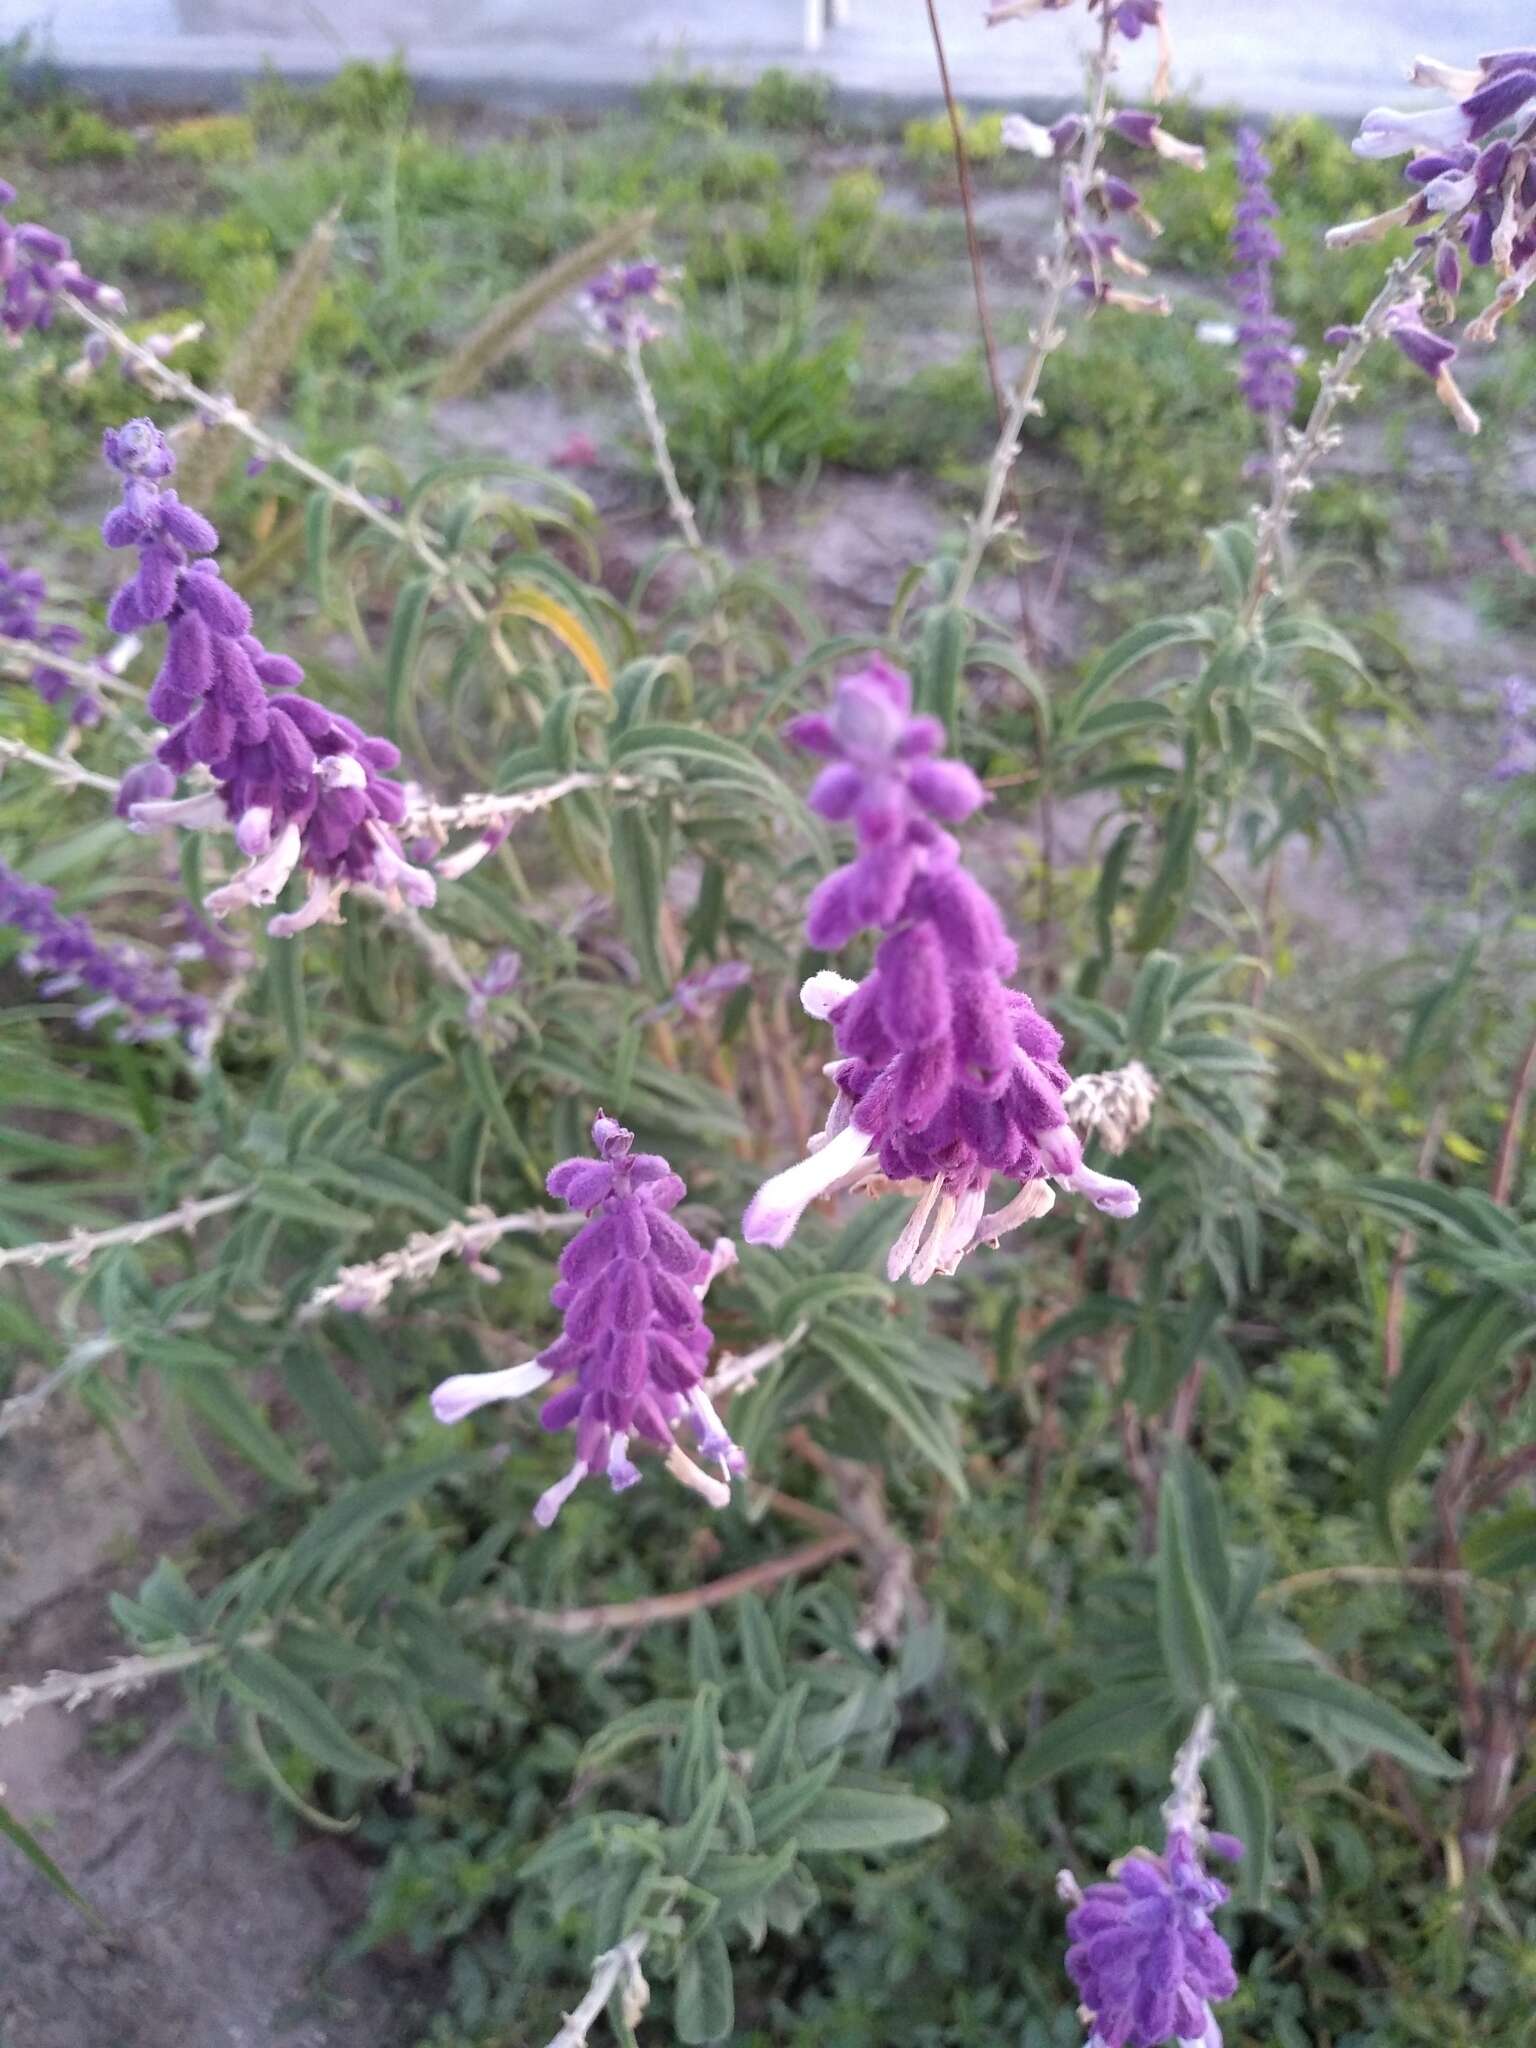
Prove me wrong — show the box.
[1442,1131,1486,1164]
[494,583,611,693]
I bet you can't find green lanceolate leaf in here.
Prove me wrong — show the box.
[225,1645,395,1781]
[1367,1294,1532,1525]
[1156,1467,1228,1705]
[1067,614,1217,731]
[1013,1680,1176,1790]
[383,575,434,739]
[793,1784,948,1854]
[0,1798,104,1928]
[610,805,668,996]
[675,1925,735,2045]
[1233,1659,1464,1779]
[174,1369,312,1493]
[916,604,969,739]
[1130,801,1199,955]
[1462,1506,1536,1578]
[265,916,306,1059]
[1205,1714,1273,1903]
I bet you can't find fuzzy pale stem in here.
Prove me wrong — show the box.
[952,7,1118,607]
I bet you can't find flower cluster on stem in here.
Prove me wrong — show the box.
[1230,126,1298,434]
[0,855,211,1055]
[1,176,123,337]
[0,554,103,724]
[100,417,435,936]
[430,1115,743,1524]
[960,3,1203,604]
[743,660,1138,1282]
[1058,1707,1242,2048]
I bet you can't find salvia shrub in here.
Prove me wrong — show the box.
[1,9,1534,2047]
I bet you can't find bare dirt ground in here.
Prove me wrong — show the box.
[0,1401,436,2048]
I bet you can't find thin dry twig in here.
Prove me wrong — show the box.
[544,1932,651,2048]
[298,1207,584,1319]
[1491,1016,1536,1207]
[1384,1103,1448,1383]
[484,1532,858,1636]
[0,1186,252,1275]
[0,733,123,796]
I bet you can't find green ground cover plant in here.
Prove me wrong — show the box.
[1,15,1534,2048]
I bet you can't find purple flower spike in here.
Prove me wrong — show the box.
[428,1116,743,1524]
[1059,1709,1243,2048]
[583,257,672,349]
[99,419,436,935]
[1064,1829,1240,2048]
[744,663,1138,1284]
[0,855,210,1057]
[1230,127,1298,426]
[1,178,124,340]
[1,554,104,724]
[1493,674,1536,780]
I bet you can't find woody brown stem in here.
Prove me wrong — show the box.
[484,1531,857,1636]
[1491,1016,1536,1206]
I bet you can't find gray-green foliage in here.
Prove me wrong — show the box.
[2,58,1535,2048]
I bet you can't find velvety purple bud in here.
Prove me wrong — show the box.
[875,924,952,1048]
[646,1210,704,1276]
[540,1385,585,1431]
[113,759,176,819]
[1112,108,1159,147]
[807,761,864,820]
[854,774,905,843]
[266,707,316,785]
[1463,68,1536,141]
[610,1260,652,1331]
[1101,174,1141,211]
[359,733,402,772]
[146,669,199,726]
[890,1038,954,1130]
[1406,148,1475,183]
[1391,322,1456,376]
[179,565,252,638]
[915,865,1009,971]
[100,504,141,549]
[783,712,841,758]
[834,975,895,1064]
[608,1330,650,1399]
[1475,138,1513,194]
[104,579,145,634]
[858,655,913,713]
[907,756,987,821]
[648,1270,701,1331]
[894,715,945,759]
[850,839,916,930]
[951,973,1015,1096]
[805,865,863,950]
[155,613,213,707]
[252,648,304,689]
[612,1201,649,1260]
[563,1276,608,1342]
[546,1157,614,1209]
[159,498,219,554]
[638,1168,686,1211]
[133,545,183,622]
[1466,206,1497,265]
[833,674,907,755]
[185,695,236,765]
[211,637,270,741]
[1436,240,1463,294]
[103,418,175,479]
